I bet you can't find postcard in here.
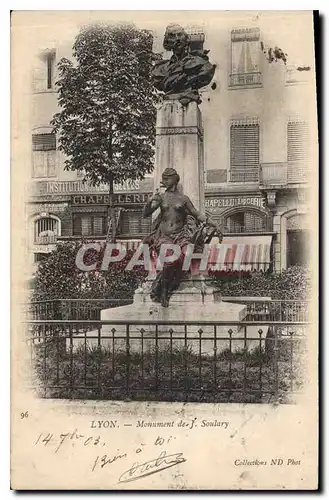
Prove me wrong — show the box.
[11,10,318,490]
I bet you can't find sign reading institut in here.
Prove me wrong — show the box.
[30,179,153,197]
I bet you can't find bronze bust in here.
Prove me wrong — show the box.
[152,24,216,106]
[142,168,222,307]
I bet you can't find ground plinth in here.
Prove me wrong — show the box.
[68,284,269,355]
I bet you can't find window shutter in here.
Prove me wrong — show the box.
[32,56,47,92]
[230,124,259,182]
[47,151,57,177]
[32,151,47,178]
[231,28,260,76]
[32,134,56,151]
[287,121,309,182]
[287,121,308,163]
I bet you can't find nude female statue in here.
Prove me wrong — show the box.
[142,167,222,307]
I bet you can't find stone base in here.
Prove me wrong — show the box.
[67,284,269,355]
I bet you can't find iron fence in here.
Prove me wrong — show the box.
[25,299,310,323]
[26,319,308,404]
[25,298,133,320]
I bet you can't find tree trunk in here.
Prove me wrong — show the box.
[107,177,116,243]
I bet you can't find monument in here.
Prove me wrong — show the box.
[72,25,265,354]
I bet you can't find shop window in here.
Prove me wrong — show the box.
[225,211,270,233]
[120,209,151,237]
[34,216,59,244]
[230,28,261,87]
[287,230,310,267]
[32,133,57,178]
[230,122,260,182]
[73,214,106,237]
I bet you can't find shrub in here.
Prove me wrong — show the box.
[211,266,311,300]
[32,240,148,301]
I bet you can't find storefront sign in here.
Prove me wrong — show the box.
[27,203,69,215]
[72,193,151,205]
[205,196,265,210]
[30,178,153,196]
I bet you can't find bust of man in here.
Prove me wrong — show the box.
[152,24,216,105]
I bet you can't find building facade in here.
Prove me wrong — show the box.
[27,13,316,275]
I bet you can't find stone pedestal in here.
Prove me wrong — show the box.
[68,286,269,356]
[154,99,204,211]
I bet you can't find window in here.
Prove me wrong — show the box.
[225,211,271,233]
[120,209,151,237]
[34,217,59,244]
[32,133,57,178]
[230,122,260,182]
[73,214,107,237]
[186,27,205,52]
[287,230,310,267]
[32,50,56,92]
[230,28,261,87]
[34,253,49,263]
[287,121,309,182]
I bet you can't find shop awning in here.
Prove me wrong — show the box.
[209,235,273,272]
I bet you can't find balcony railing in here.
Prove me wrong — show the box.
[260,163,288,187]
[34,234,57,245]
[230,168,259,183]
[285,66,311,85]
[224,218,273,234]
[229,72,262,87]
[287,162,310,184]
[260,163,309,187]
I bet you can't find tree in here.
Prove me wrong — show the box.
[51,23,158,241]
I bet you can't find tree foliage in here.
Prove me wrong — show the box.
[51,23,158,186]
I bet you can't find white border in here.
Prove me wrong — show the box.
[3,3,327,498]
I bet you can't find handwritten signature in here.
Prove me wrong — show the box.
[118,450,186,484]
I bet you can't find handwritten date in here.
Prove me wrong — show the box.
[34,429,106,453]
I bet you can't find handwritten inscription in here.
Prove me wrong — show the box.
[32,418,230,480]
[34,428,107,454]
[118,450,187,484]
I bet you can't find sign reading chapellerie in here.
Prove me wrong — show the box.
[205,196,265,210]
[30,179,153,196]
[72,193,151,205]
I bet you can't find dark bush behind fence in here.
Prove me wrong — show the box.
[25,298,310,323]
[26,316,308,404]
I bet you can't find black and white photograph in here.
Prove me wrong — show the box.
[10,10,319,490]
